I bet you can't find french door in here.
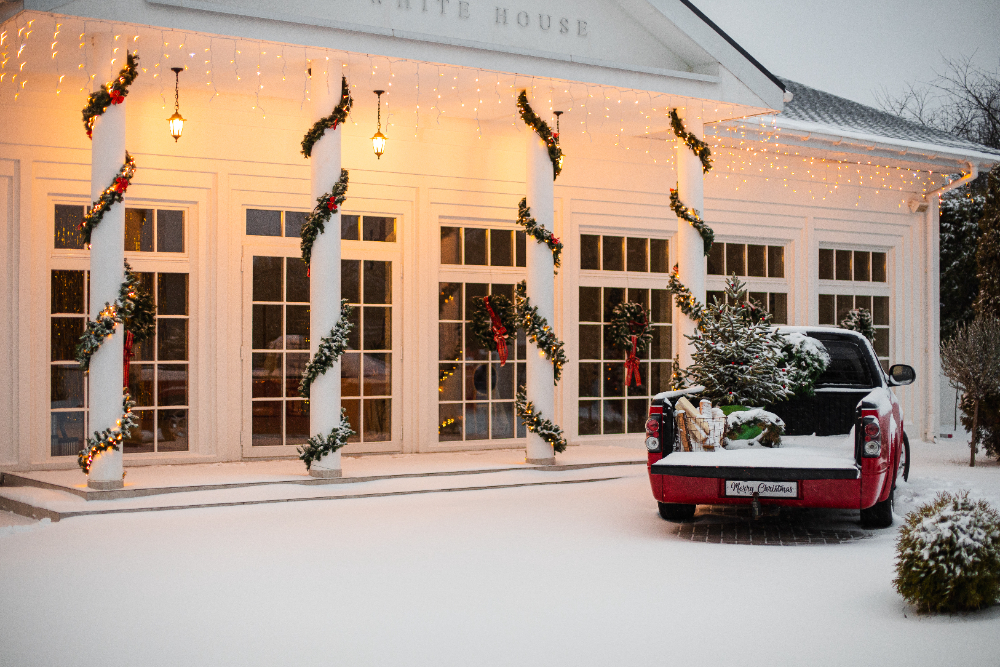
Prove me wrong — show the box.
[241,246,402,457]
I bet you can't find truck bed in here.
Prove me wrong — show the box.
[650,434,859,481]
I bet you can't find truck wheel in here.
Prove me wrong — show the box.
[860,488,894,528]
[900,432,910,482]
[658,502,696,522]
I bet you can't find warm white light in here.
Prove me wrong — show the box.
[372,130,386,159]
[168,111,185,142]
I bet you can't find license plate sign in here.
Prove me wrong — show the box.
[724,480,798,498]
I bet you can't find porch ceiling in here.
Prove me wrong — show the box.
[1,11,772,143]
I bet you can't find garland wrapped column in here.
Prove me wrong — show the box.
[85,48,135,490]
[522,91,561,464]
[304,71,353,478]
[673,108,708,369]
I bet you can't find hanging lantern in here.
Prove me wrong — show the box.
[372,89,386,159]
[554,110,564,170]
[167,67,186,142]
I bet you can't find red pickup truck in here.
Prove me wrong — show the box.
[645,327,914,528]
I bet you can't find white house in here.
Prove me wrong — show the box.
[0,0,996,482]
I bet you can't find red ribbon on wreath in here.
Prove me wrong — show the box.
[122,330,134,389]
[484,295,508,366]
[624,334,642,387]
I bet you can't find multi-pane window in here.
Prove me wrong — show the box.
[708,242,784,277]
[818,248,887,282]
[55,205,185,252]
[250,256,310,447]
[341,214,397,242]
[125,273,190,453]
[341,260,393,443]
[50,270,88,456]
[52,204,190,457]
[819,294,890,369]
[441,227,527,267]
[246,209,308,238]
[438,282,527,442]
[578,286,673,436]
[580,234,670,273]
[706,290,789,325]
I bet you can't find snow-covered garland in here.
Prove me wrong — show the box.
[79,152,136,245]
[669,108,713,174]
[517,197,563,272]
[75,261,156,371]
[298,408,356,471]
[841,307,876,344]
[82,52,140,138]
[609,301,653,387]
[669,187,714,256]
[516,90,564,180]
[470,294,516,365]
[300,75,354,158]
[665,264,706,324]
[515,388,567,453]
[298,300,354,400]
[300,168,350,270]
[515,281,568,383]
[78,390,138,473]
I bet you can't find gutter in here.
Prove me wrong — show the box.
[923,162,977,201]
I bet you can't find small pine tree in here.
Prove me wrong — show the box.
[940,187,983,341]
[840,307,876,344]
[686,277,793,406]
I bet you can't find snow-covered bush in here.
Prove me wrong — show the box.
[894,491,1000,613]
[724,407,784,447]
[780,331,830,396]
[841,307,875,343]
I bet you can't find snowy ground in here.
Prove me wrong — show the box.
[2,438,999,666]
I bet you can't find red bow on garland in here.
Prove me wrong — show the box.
[113,177,129,193]
[109,89,125,105]
[484,295,508,366]
[624,334,642,387]
[326,198,338,212]
[122,330,134,389]
[550,234,560,246]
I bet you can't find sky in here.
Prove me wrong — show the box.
[693,0,1000,110]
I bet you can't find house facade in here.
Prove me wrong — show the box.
[0,0,995,476]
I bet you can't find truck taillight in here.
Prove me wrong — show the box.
[645,418,660,437]
[861,414,881,457]
[645,411,661,452]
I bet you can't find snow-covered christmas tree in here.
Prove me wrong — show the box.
[686,277,793,407]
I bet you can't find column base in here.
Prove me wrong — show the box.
[526,457,556,466]
[88,479,124,491]
[309,467,343,479]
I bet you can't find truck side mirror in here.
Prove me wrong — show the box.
[888,364,915,386]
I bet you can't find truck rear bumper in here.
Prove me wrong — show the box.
[650,470,864,510]
[650,464,859,481]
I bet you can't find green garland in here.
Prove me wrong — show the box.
[669,108,713,174]
[666,264,706,324]
[670,187,714,256]
[301,75,354,158]
[82,52,140,138]
[515,281,567,384]
[516,90,564,180]
[470,293,517,356]
[300,169,350,269]
[299,300,354,400]
[516,388,567,453]
[78,390,137,473]
[79,152,136,245]
[76,261,156,371]
[517,198,563,272]
[298,409,356,470]
[609,301,652,354]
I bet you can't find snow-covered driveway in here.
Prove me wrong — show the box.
[2,439,998,666]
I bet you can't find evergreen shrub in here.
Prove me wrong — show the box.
[894,491,1000,613]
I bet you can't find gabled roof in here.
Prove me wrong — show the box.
[776,78,1000,164]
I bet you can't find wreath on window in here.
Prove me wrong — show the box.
[470,294,517,366]
[609,301,653,387]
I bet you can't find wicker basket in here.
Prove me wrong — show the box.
[676,412,725,452]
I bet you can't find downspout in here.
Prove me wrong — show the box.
[924,162,978,200]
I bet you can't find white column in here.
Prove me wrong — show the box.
[675,109,706,369]
[308,75,344,478]
[87,86,127,490]
[923,196,941,442]
[525,129,556,465]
